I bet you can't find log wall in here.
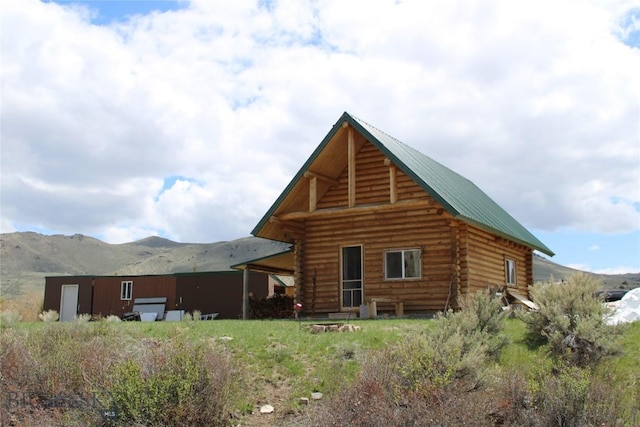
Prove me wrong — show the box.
[316,143,430,210]
[463,226,532,295]
[297,140,533,313]
[303,142,455,314]
[303,207,456,313]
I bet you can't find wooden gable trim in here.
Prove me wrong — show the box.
[309,175,317,212]
[346,123,356,208]
[274,198,443,221]
[304,171,340,186]
[304,171,341,213]
[384,158,398,204]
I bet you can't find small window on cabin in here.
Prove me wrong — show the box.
[121,281,133,300]
[505,259,516,286]
[385,249,421,280]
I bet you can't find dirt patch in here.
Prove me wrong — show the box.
[236,374,297,427]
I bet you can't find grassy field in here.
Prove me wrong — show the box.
[3,316,639,426]
[48,318,437,411]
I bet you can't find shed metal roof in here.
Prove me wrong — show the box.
[253,112,554,256]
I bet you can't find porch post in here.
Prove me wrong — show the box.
[242,268,249,320]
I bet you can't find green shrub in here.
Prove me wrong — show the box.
[455,289,510,358]
[105,332,236,426]
[297,348,428,427]
[299,291,510,426]
[305,354,634,427]
[497,364,634,427]
[396,290,509,393]
[302,346,503,427]
[523,273,621,366]
[0,323,237,426]
[0,324,117,426]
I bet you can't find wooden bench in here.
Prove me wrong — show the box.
[366,297,404,318]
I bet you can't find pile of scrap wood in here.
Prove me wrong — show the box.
[491,285,539,311]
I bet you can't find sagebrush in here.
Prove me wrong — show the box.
[299,290,510,426]
[0,322,238,426]
[298,288,638,427]
[523,273,622,366]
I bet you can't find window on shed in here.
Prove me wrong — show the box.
[385,249,421,279]
[505,259,517,286]
[121,281,133,300]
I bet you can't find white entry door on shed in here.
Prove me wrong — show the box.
[60,284,79,322]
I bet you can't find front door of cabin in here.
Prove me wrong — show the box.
[60,284,79,322]
[341,245,363,309]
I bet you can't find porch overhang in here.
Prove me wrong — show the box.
[231,248,295,275]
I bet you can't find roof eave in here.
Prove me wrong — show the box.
[251,112,353,238]
[457,215,555,257]
[251,112,554,258]
[230,248,295,275]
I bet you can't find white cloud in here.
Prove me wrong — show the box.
[567,263,640,275]
[566,263,593,272]
[594,266,640,275]
[589,245,601,251]
[0,218,16,235]
[1,0,639,247]
[101,225,160,245]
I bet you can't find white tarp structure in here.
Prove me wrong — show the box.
[606,287,640,325]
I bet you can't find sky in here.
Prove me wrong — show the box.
[1,0,639,275]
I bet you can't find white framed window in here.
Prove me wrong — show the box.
[121,281,133,300]
[385,249,421,280]
[505,259,516,286]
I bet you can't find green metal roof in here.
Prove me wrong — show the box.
[253,112,554,256]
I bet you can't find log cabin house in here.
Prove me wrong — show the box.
[248,112,554,316]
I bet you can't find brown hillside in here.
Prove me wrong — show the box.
[1,232,637,299]
[0,232,289,297]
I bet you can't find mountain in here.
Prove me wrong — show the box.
[1,232,638,298]
[531,253,640,289]
[0,232,290,298]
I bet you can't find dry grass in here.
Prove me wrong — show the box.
[295,348,638,427]
[0,322,239,426]
[0,291,43,323]
[2,294,638,426]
